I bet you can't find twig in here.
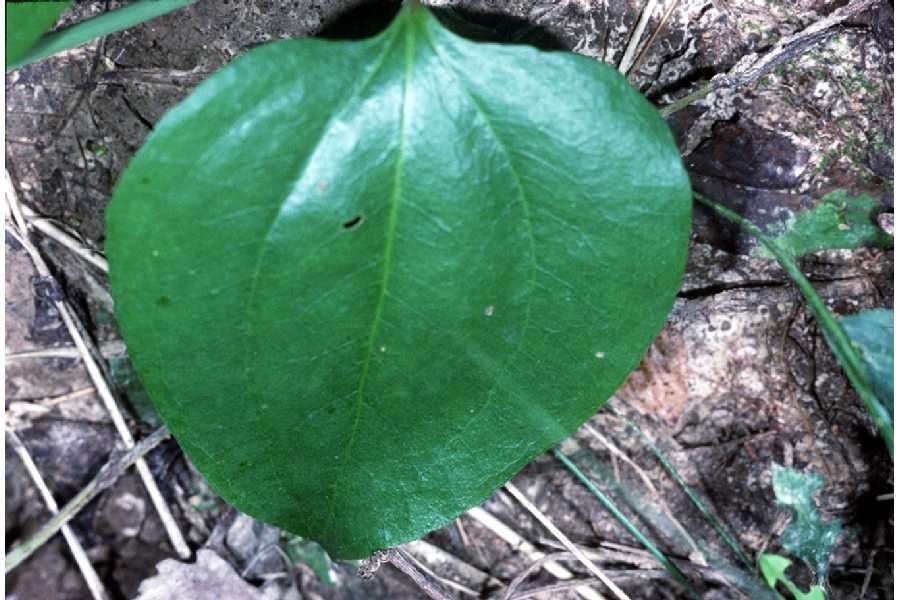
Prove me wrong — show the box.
[400,546,480,597]
[659,0,878,117]
[509,573,671,600]
[504,551,576,600]
[627,0,680,77]
[7,340,126,361]
[6,427,171,573]
[607,409,756,571]
[390,548,455,600]
[538,538,759,595]
[240,543,295,579]
[467,507,606,600]
[10,386,95,406]
[405,539,501,593]
[359,549,454,600]
[504,482,632,600]
[6,429,111,600]
[5,170,192,558]
[581,424,703,561]
[20,203,109,273]
[858,549,878,599]
[618,0,661,74]
[550,450,700,599]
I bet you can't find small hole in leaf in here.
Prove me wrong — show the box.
[342,215,363,230]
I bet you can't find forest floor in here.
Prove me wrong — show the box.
[4,0,894,599]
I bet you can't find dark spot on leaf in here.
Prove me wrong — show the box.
[342,215,363,230]
[157,296,171,307]
[141,177,151,185]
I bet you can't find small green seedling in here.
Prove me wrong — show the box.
[758,464,844,600]
[755,190,892,260]
[697,193,893,454]
[760,554,825,600]
[771,464,842,583]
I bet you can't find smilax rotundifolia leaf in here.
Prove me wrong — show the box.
[107,5,691,558]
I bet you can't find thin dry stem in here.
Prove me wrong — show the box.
[467,506,606,600]
[400,546,480,597]
[6,427,171,573]
[6,429,111,600]
[360,548,455,600]
[405,540,500,593]
[19,203,108,273]
[659,0,878,116]
[582,424,703,562]
[504,551,576,600]
[504,483,632,600]
[618,0,661,74]
[5,169,191,559]
[7,340,126,361]
[627,0,680,77]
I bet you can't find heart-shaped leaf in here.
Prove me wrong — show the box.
[107,5,691,558]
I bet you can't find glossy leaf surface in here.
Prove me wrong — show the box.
[6,1,70,68]
[107,6,691,557]
[842,308,893,415]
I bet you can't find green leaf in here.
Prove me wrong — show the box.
[760,553,792,589]
[771,464,842,583]
[695,193,893,455]
[760,554,826,600]
[6,0,197,72]
[106,6,692,558]
[756,190,892,259]
[5,1,71,69]
[842,309,893,415]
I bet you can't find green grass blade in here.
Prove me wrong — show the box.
[694,192,893,456]
[569,445,702,557]
[6,1,71,69]
[609,407,756,571]
[7,0,197,72]
[553,448,703,600]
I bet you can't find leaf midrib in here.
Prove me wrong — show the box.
[240,32,402,398]
[324,15,417,539]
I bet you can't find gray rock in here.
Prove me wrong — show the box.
[134,549,264,600]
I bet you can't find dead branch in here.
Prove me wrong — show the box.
[6,427,171,573]
[660,0,879,117]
